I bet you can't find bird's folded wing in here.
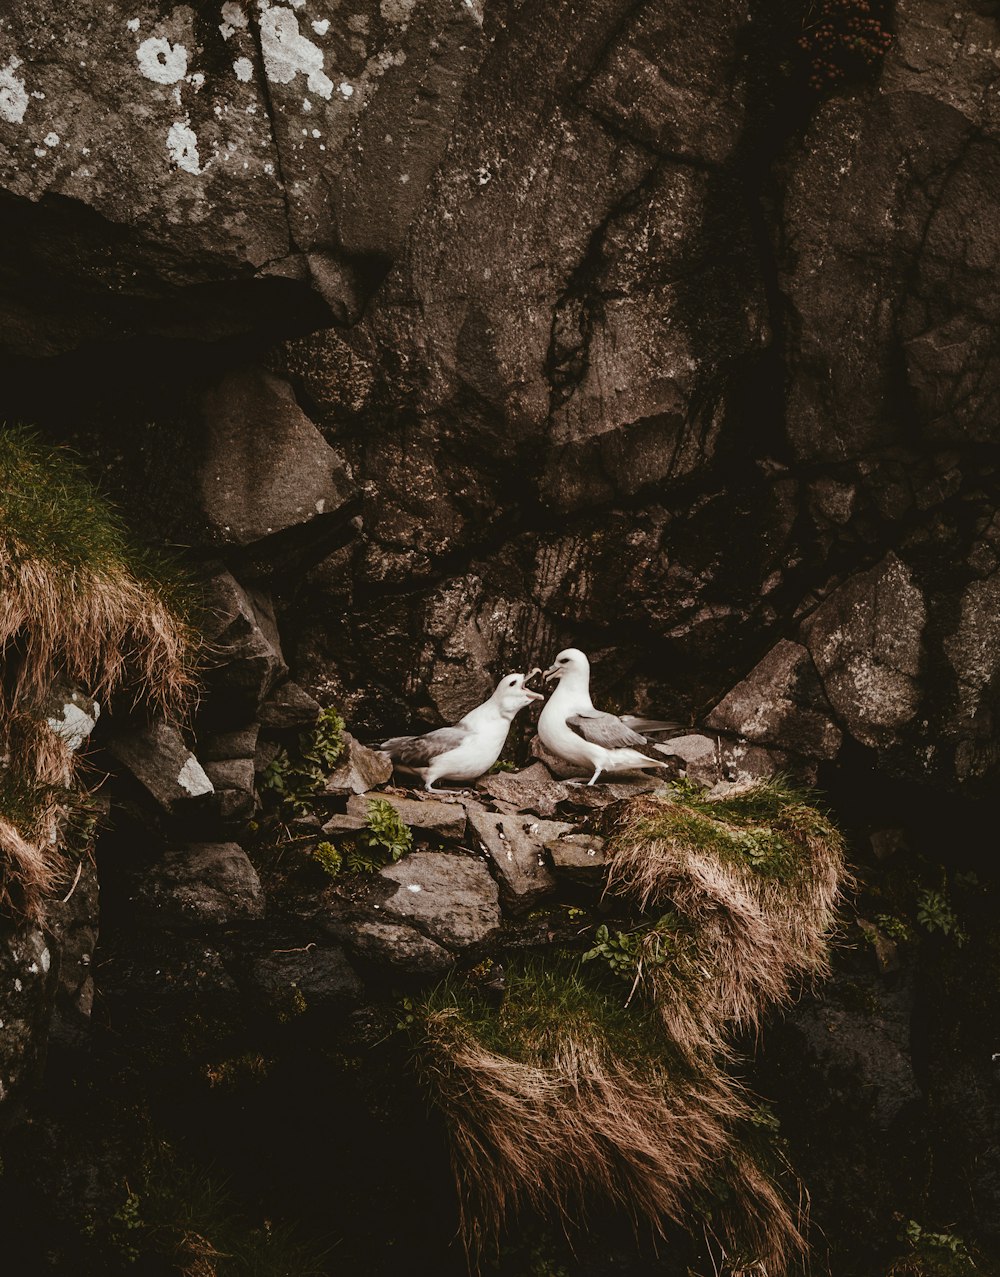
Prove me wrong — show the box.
[381,726,469,767]
[620,715,685,735]
[566,710,648,749]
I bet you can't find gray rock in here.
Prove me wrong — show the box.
[201,571,287,717]
[199,725,260,763]
[324,733,393,796]
[132,844,264,929]
[654,734,722,786]
[344,920,453,977]
[706,639,842,760]
[199,367,355,546]
[476,763,571,818]
[320,813,369,837]
[202,758,256,824]
[0,922,56,1103]
[346,792,467,842]
[259,682,322,732]
[545,833,608,878]
[248,945,362,1016]
[42,858,99,1037]
[801,554,926,750]
[377,852,500,951]
[717,740,817,787]
[466,806,568,911]
[108,720,214,817]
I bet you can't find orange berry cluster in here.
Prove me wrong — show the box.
[798,0,894,91]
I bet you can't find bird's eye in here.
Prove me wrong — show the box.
[559,657,568,664]
[508,678,517,685]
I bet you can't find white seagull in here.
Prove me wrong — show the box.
[538,648,678,786]
[381,672,543,791]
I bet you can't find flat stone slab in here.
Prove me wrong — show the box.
[545,832,608,877]
[476,762,571,818]
[344,920,453,977]
[466,806,569,911]
[324,734,393,796]
[377,852,500,951]
[347,792,467,842]
[132,843,264,929]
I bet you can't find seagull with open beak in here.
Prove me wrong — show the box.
[381,670,543,790]
[538,648,678,786]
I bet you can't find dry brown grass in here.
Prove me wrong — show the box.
[414,781,847,1272]
[414,961,805,1272]
[603,781,847,1062]
[0,426,199,916]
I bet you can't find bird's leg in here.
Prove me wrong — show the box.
[587,765,603,786]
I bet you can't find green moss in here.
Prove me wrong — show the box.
[0,424,193,609]
[629,778,839,881]
[420,955,673,1073]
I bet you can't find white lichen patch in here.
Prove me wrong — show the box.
[338,80,354,97]
[39,946,51,974]
[312,18,330,34]
[137,36,189,84]
[234,56,254,82]
[177,755,214,796]
[406,883,422,893]
[47,699,100,752]
[380,0,416,22]
[220,0,248,38]
[259,3,334,99]
[43,131,59,147]
[0,56,29,125]
[167,119,202,173]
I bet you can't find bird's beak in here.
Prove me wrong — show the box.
[543,664,560,683]
[520,670,544,700]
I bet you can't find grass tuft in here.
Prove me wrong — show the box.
[0,426,200,916]
[412,957,803,1271]
[603,779,847,1062]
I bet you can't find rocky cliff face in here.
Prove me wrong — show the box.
[1,0,999,1272]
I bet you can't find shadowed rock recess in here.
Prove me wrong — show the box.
[1,0,999,1273]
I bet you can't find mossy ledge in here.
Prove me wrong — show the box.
[0,426,198,916]
[410,780,848,1272]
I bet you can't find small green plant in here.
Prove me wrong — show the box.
[583,913,680,985]
[488,758,519,774]
[260,706,345,815]
[916,888,967,946]
[669,776,708,801]
[894,1220,978,1275]
[875,913,914,944]
[110,1188,143,1264]
[364,798,412,863]
[312,841,343,878]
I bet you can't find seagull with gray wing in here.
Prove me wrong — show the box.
[538,648,679,786]
[381,671,543,791]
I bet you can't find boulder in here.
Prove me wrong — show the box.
[346,792,467,842]
[654,734,722,786]
[200,570,287,717]
[343,920,453,978]
[199,367,355,546]
[41,859,99,1043]
[108,720,214,817]
[376,852,500,951]
[800,554,926,750]
[43,688,101,754]
[259,682,322,732]
[202,758,256,824]
[466,806,568,911]
[131,843,264,929]
[706,640,842,761]
[323,733,393,796]
[199,725,260,764]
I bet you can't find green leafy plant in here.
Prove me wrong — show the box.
[875,913,914,944]
[488,758,519,774]
[916,888,967,946]
[260,706,345,815]
[312,841,343,878]
[583,913,681,987]
[364,798,412,863]
[892,1220,978,1275]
